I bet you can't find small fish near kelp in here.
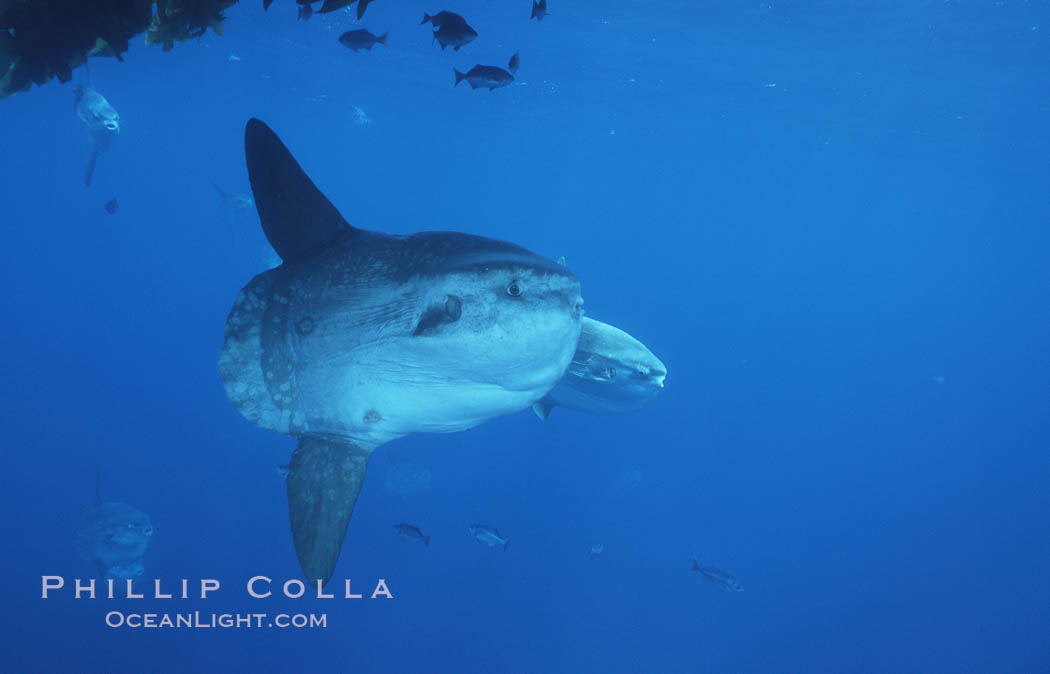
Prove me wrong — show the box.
[530,0,549,21]
[691,556,744,592]
[420,10,460,27]
[431,15,477,51]
[338,29,388,53]
[454,53,519,91]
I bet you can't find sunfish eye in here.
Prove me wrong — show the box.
[506,280,522,297]
[444,295,462,320]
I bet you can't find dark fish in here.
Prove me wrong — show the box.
[469,524,509,550]
[433,17,477,51]
[508,52,519,74]
[104,198,118,214]
[318,0,354,12]
[454,62,515,91]
[338,29,389,52]
[263,0,274,9]
[356,0,375,19]
[531,0,548,21]
[420,10,461,27]
[691,556,744,592]
[393,523,430,546]
[298,3,313,20]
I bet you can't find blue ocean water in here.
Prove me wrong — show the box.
[2,0,1049,671]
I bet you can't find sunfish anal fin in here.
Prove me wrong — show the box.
[287,436,370,586]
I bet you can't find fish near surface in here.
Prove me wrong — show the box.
[469,524,509,550]
[75,84,120,186]
[691,556,744,592]
[421,10,461,27]
[339,29,388,53]
[75,467,153,580]
[533,316,666,419]
[433,17,477,51]
[454,54,518,91]
[218,119,582,585]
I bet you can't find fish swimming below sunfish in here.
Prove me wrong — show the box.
[691,556,744,592]
[533,316,666,419]
[432,15,477,51]
[75,84,120,187]
[393,523,430,546]
[454,53,519,91]
[469,524,510,551]
[75,467,153,580]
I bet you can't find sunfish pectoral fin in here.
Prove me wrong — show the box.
[286,436,371,586]
[244,119,360,265]
[532,400,553,420]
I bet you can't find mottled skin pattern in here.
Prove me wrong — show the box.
[220,229,582,448]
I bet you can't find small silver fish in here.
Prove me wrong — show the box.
[589,543,603,559]
[691,555,744,592]
[393,523,430,546]
[469,524,509,551]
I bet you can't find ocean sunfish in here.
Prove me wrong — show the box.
[74,84,120,186]
[75,467,153,580]
[533,316,666,419]
[217,119,583,584]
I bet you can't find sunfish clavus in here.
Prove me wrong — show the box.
[218,120,583,585]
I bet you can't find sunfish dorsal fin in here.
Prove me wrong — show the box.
[245,119,359,265]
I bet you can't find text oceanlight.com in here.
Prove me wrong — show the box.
[104,611,328,629]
